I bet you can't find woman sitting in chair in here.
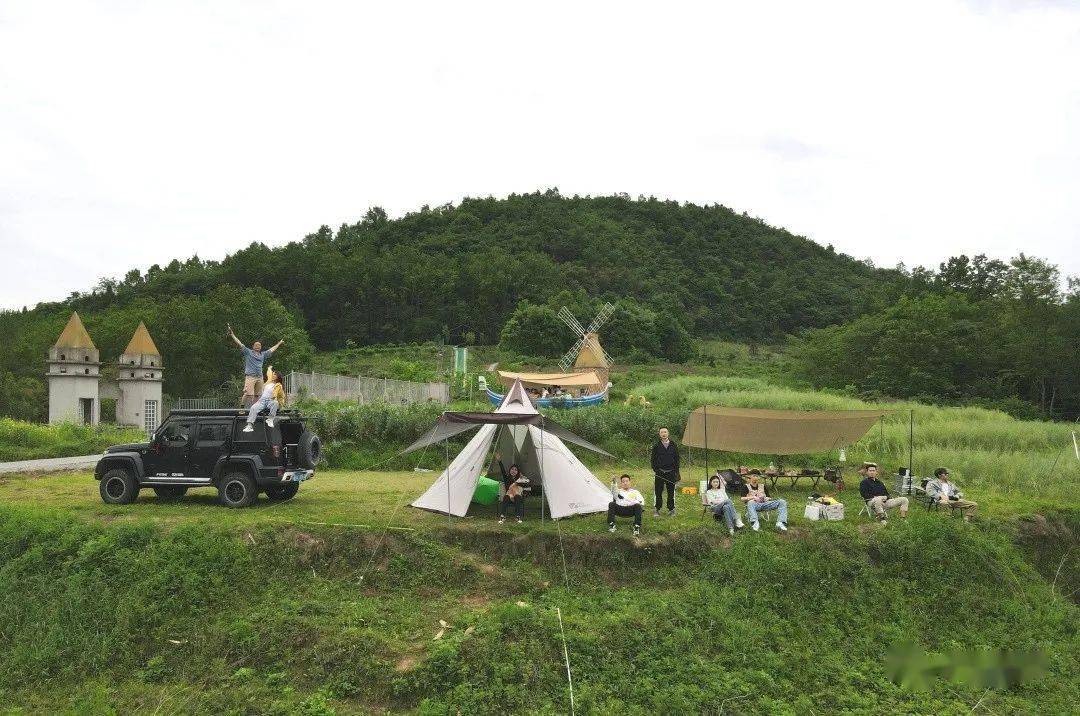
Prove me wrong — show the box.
[495,452,530,524]
[705,475,744,536]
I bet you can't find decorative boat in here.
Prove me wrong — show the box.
[485,386,608,408]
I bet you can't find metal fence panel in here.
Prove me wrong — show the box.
[285,371,449,405]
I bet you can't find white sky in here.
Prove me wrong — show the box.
[2,0,1078,310]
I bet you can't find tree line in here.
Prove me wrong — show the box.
[789,254,1080,420]
[2,191,1075,421]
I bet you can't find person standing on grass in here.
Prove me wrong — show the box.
[741,474,788,531]
[607,473,643,535]
[651,427,680,517]
[228,323,284,407]
[243,367,285,432]
[927,467,977,521]
[858,462,908,524]
[494,452,529,524]
[706,475,744,536]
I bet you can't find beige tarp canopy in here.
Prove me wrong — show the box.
[682,406,894,455]
[497,370,601,389]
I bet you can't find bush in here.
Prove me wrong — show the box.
[0,419,146,462]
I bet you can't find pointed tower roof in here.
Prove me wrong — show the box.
[53,312,97,350]
[123,321,161,356]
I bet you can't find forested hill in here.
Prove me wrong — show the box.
[34,191,900,349]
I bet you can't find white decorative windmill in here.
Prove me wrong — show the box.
[558,302,616,376]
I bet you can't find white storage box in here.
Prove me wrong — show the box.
[805,502,844,521]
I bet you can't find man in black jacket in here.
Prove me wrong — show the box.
[858,462,908,523]
[651,427,680,517]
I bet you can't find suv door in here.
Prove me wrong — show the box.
[152,418,196,478]
[191,421,230,478]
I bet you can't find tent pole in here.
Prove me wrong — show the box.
[445,438,451,527]
[540,418,546,523]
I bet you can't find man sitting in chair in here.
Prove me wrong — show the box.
[741,474,788,532]
[705,475,744,536]
[607,474,643,536]
[927,467,977,521]
[858,462,908,524]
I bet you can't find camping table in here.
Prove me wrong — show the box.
[766,470,823,490]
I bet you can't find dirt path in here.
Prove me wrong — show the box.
[0,454,100,474]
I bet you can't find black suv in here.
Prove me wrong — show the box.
[95,409,321,508]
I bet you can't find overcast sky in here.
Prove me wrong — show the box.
[2,0,1078,310]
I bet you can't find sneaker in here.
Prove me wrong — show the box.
[608,523,616,533]
[752,521,760,532]
[668,509,676,518]
[735,518,745,529]
[242,424,254,433]
[728,527,735,537]
[266,418,274,428]
[633,525,641,536]
[499,517,505,524]
[881,519,888,526]
[653,510,661,518]
[516,518,522,524]
[777,522,788,532]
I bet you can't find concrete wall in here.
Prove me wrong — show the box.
[117,378,163,431]
[48,374,100,425]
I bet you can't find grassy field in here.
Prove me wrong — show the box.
[1,467,1077,714]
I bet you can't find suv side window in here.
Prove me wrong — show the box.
[162,421,194,447]
[197,423,229,445]
[233,421,266,442]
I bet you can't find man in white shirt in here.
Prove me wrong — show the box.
[607,474,644,535]
[927,467,977,521]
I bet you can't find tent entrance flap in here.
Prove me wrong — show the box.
[681,406,894,455]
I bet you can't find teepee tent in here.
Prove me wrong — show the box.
[405,380,614,519]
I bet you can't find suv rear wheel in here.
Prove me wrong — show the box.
[100,468,138,505]
[153,486,188,499]
[265,482,300,501]
[218,471,258,508]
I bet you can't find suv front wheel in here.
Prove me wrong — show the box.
[218,471,258,508]
[100,468,138,505]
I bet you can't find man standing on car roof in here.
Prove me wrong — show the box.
[228,323,284,407]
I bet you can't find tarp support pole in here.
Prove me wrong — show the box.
[908,410,914,477]
[703,405,709,479]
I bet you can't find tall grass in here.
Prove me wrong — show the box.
[0,418,146,462]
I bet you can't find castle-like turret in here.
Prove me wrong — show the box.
[47,312,100,425]
[116,322,164,432]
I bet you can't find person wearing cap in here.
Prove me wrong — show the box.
[926,467,977,521]
[858,462,908,523]
[740,474,788,531]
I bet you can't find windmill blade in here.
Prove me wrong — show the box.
[559,336,586,371]
[586,301,616,334]
[557,306,586,337]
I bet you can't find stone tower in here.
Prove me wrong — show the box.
[116,322,164,433]
[47,311,101,425]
